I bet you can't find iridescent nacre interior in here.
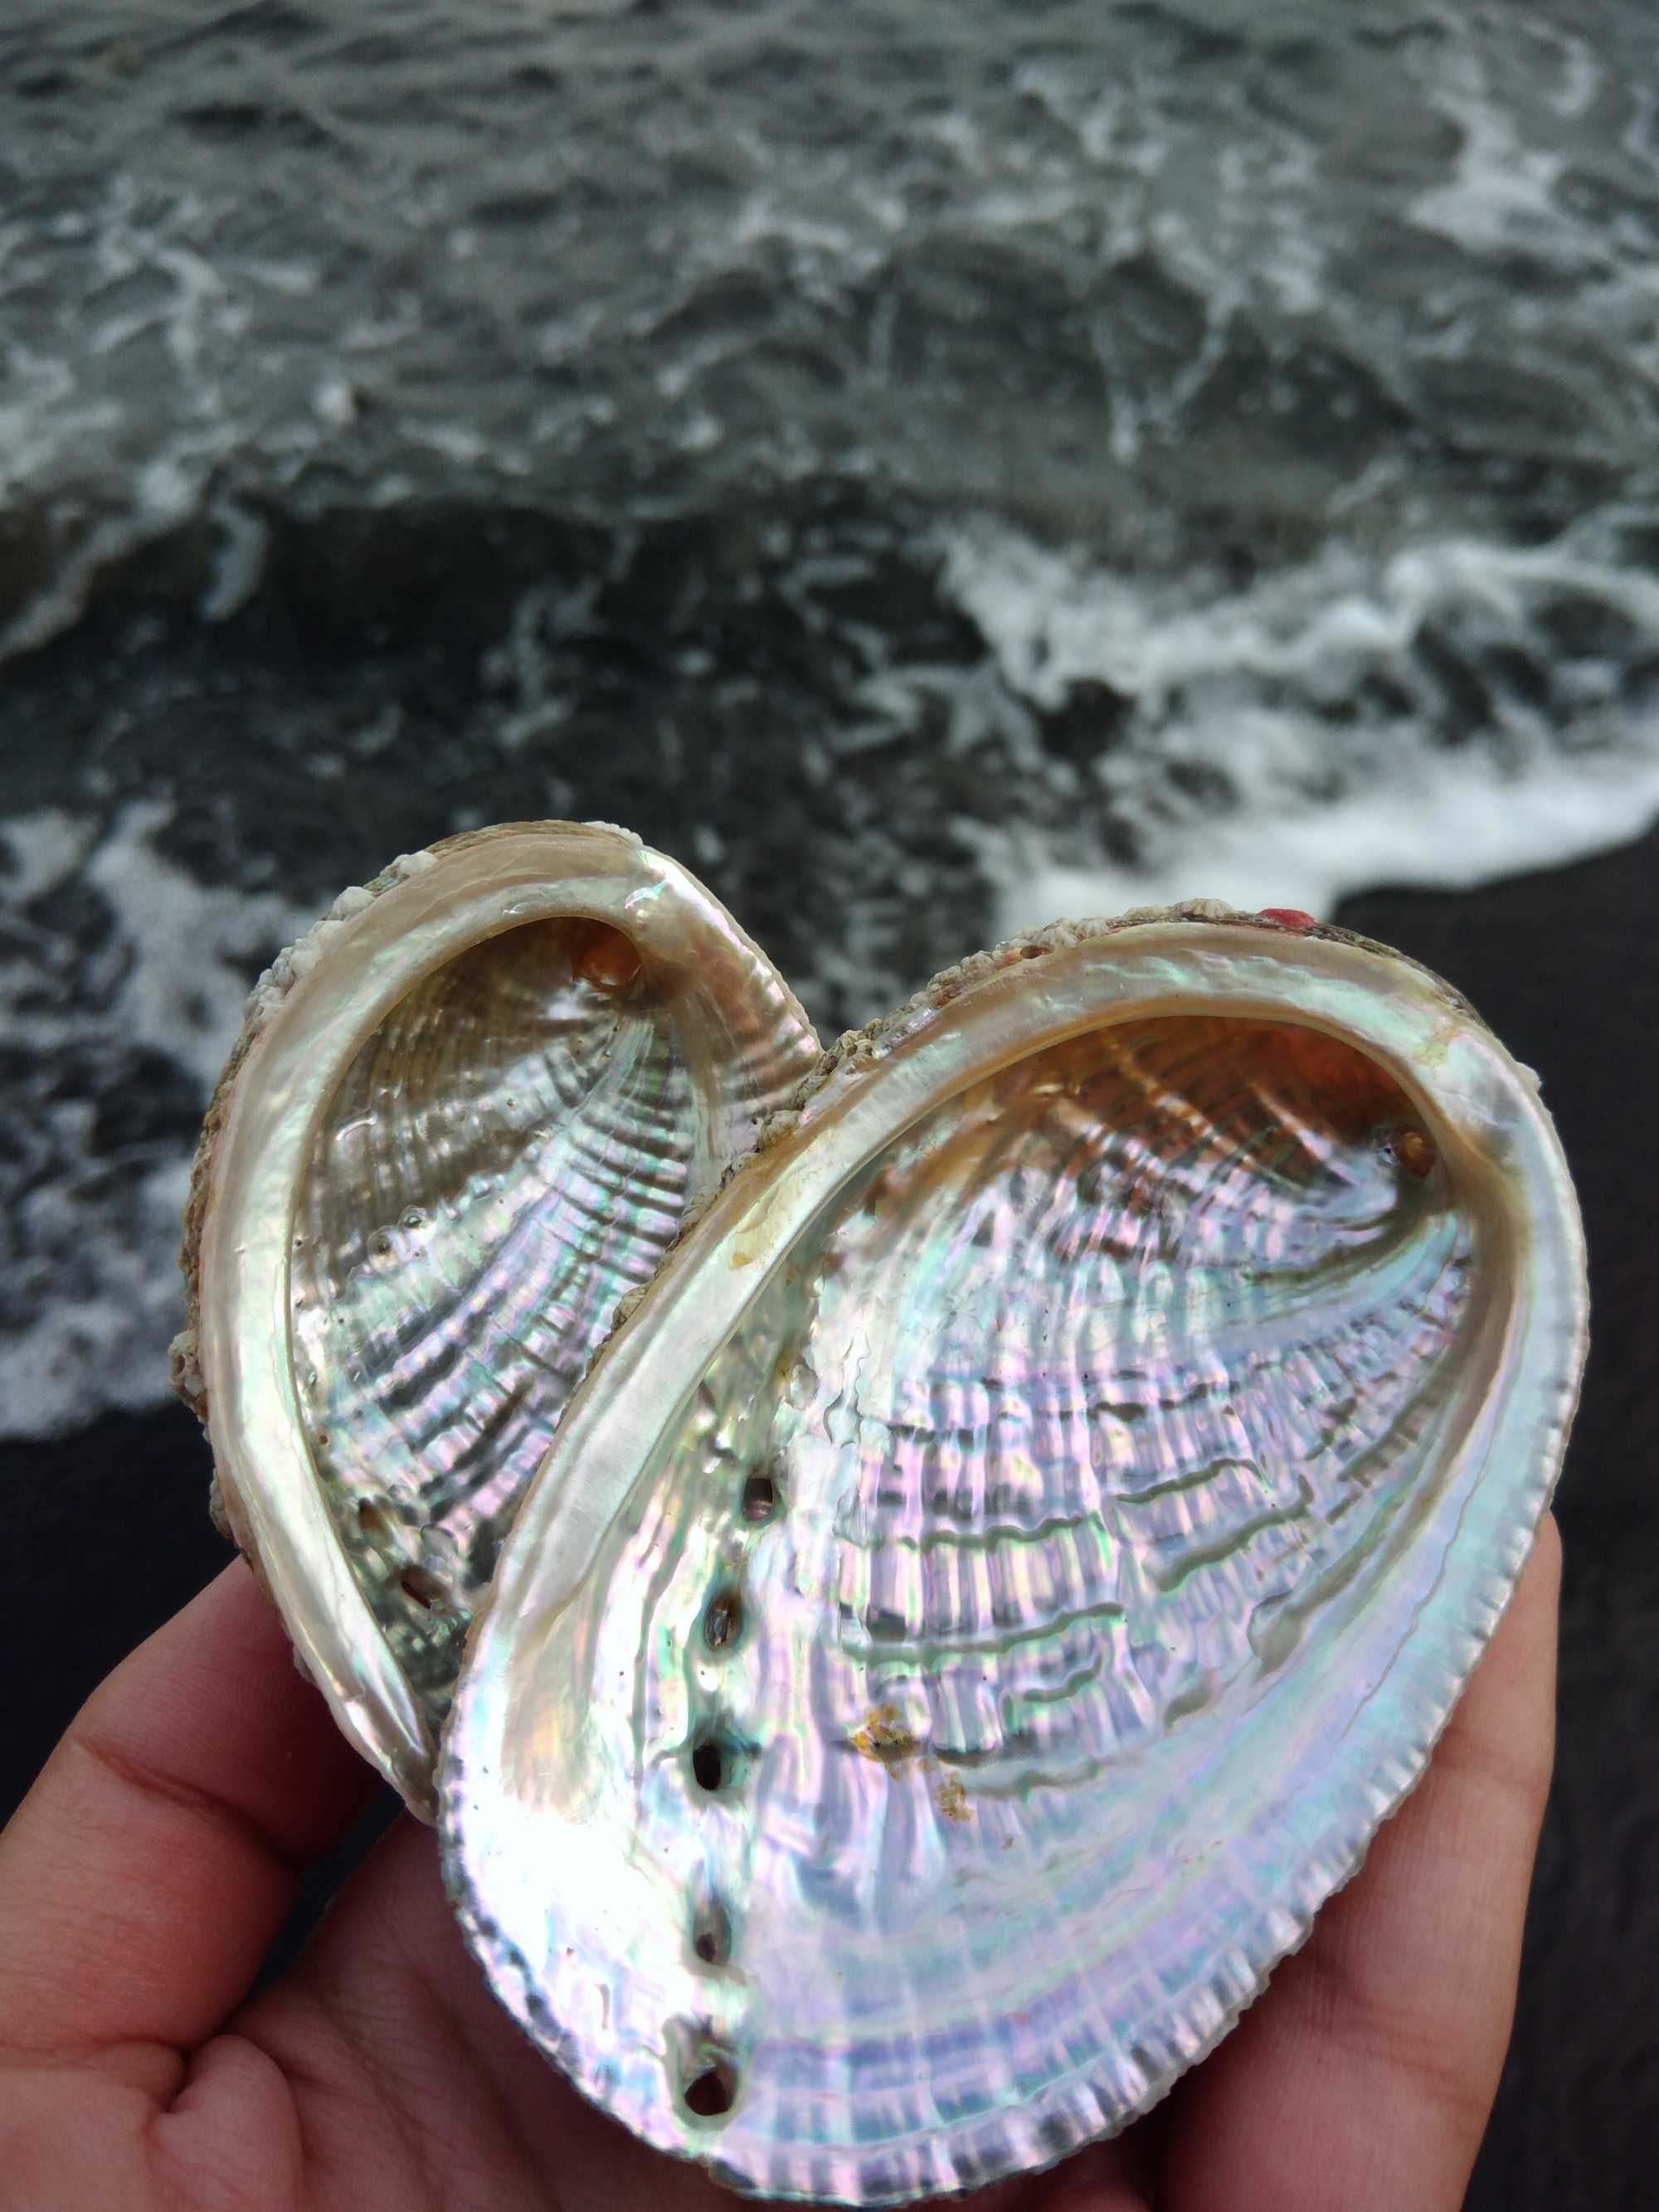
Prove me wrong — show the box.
[290,916,695,1724]
[640,1015,1474,1813]
[457,1009,1501,2199]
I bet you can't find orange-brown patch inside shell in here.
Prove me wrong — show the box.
[572,921,645,994]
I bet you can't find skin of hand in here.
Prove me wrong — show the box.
[0,1518,1559,2212]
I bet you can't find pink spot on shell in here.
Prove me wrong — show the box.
[1258,907,1316,931]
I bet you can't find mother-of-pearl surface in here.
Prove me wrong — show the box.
[444,916,1584,2204]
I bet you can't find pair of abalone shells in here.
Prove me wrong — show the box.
[174,821,1584,2205]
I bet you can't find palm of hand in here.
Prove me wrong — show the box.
[0,1530,1556,2212]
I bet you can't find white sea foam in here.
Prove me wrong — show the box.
[72,800,314,1091]
[1410,47,1575,260]
[2,1160,197,1445]
[937,515,1659,936]
[0,805,312,1437]
[979,746,1659,936]
[198,495,270,622]
[1547,32,1604,121]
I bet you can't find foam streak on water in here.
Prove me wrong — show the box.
[0,807,312,1437]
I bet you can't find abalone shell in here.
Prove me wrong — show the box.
[173,822,817,1809]
[441,906,1584,2202]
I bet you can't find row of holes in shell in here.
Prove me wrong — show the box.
[677,1465,784,2122]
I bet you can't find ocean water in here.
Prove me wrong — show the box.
[5,0,1659,1436]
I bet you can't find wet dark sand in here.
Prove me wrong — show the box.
[3,825,1654,2210]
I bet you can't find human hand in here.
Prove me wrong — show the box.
[0,1519,1559,2212]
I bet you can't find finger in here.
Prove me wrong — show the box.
[241,1817,1157,2212]
[1162,1513,1561,2212]
[0,1558,379,2088]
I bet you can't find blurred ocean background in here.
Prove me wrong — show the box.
[2,5,1656,2205]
